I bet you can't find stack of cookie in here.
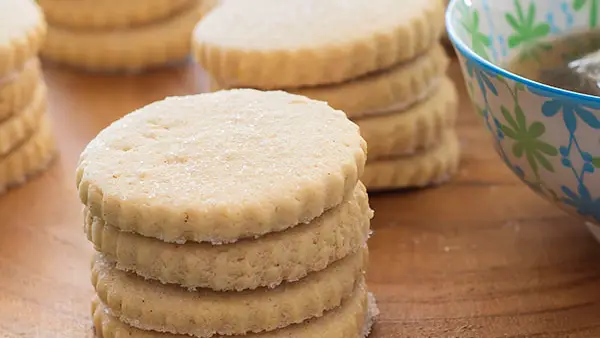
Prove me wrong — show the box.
[195,0,460,192]
[38,0,217,72]
[0,0,56,194]
[78,89,378,337]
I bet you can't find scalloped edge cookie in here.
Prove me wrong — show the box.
[92,248,367,337]
[85,183,372,291]
[0,0,47,77]
[76,89,366,244]
[0,58,42,122]
[356,77,458,160]
[193,0,445,89]
[91,281,374,338]
[0,114,56,194]
[38,0,192,29]
[0,82,46,156]
[362,131,460,191]
[41,0,206,72]
[210,44,449,118]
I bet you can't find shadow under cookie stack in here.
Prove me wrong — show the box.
[196,0,460,192]
[38,0,218,72]
[0,0,56,195]
[78,89,377,337]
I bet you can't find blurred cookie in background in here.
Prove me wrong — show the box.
[39,0,218,72]
[197,0,459,192]
[0,0,57,195]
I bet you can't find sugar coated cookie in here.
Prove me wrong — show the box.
[92,249,367,336]
[193,0,445,89]
[91,280,373,338]
[76,89,366,243]
[85,183,372,291]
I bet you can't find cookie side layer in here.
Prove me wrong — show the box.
[193,0,445,89]
[91,279,369,338]
[77,89,366,243]
[41,0,205,72]
[0,58,41,122]
[85,184,371,291]
[92,249,367,337]
[0,114,56,194]
[0,83,46,156]
[38,0,192,29]
[288,44,448,118]
[362,131,461,191]
[0,0,46,77]
[356,77,458,159]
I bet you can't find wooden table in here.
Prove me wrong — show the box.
[1,60,600,338]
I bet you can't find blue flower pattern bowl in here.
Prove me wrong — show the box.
[446,0,600,241]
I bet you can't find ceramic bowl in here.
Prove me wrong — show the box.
[447,0,600,241]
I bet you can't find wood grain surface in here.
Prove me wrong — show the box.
[0,60,599,338]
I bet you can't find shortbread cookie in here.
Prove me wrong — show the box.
[41,0,205,72]
[85,184,372,291]
[0,115,56,194]
[77,89,366,243]
[363,131,460,191]
[356,77,457,159]
[210,44,449,119]
[0,58,41,122]
[193,0,445,89]
[91,280,371,338]
[92,248,367,337]
[38,0,192,29]
[0,0,46,76]
[0,83,46,156]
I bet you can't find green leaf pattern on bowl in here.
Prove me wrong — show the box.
[450,0,600,222]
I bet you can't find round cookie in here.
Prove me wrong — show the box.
[0,0,46,76]
[210,44,449,119]
[0,83,46,156]
[38,0,192,29]
[41,0,206,72]
[92,249,367,337]
[356,77,458,160]
[0,58,42,122]
[363,131,461,191]
[76,89,366,243]
[91,281,374,338]
[85,184,372,291]
[0,115,56,194]
[193,0,445,89]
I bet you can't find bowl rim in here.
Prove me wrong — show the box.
[445,0,600,102]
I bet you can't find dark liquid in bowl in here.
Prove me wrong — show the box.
[507,30,600,96]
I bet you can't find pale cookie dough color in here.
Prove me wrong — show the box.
[42,0,206,72]
[363,131,461,191]
[356,77,458,159]
[92,249,366,336]
[38,0,192,29]
[0,0,46,76]
[193,0,445,89]
[91,280,372,338]
[85,184,372,291]
[0,115,56,194]
[0,59,42,122]
[77,89,366,243]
